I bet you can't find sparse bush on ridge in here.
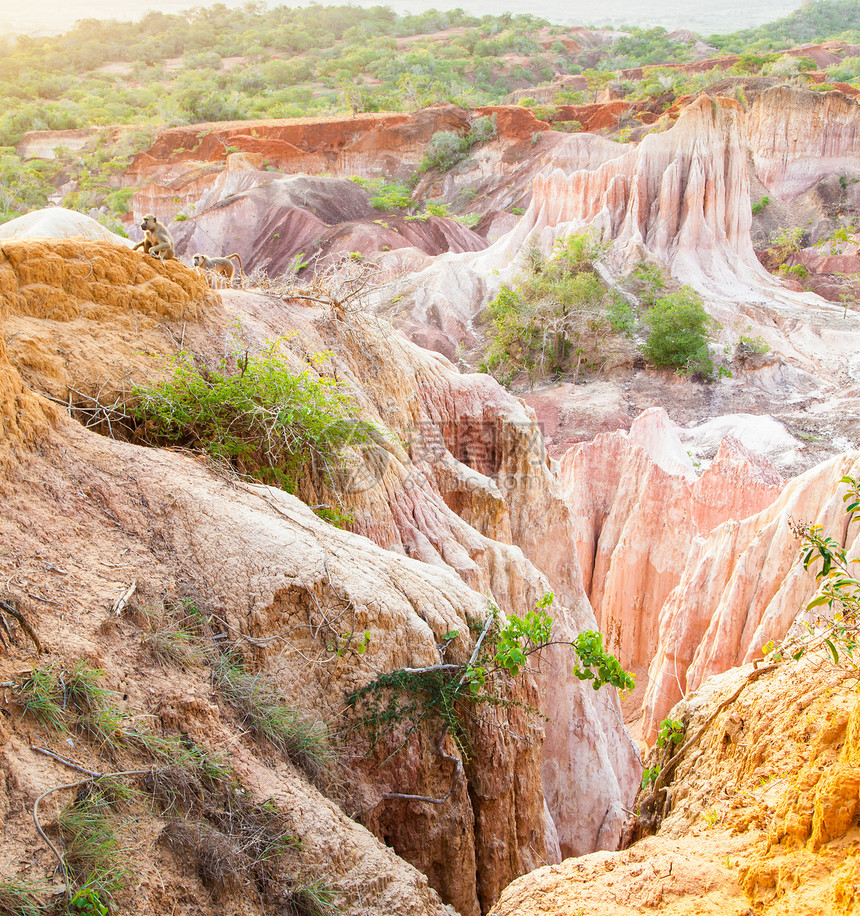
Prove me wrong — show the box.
[131,340,375,497]
[350,175,414,211]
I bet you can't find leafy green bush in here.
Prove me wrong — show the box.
[751,195,771,215]
[363,177,413,211]
[735,334,770,359]
[656,717,685,748]
[628,262,668,308]
[350,175,413,210]
[642,287,720,380]
[424,202,451,217]
[572,630,635,694]
[132,342,373,494]
[420,130,470,172]
[769,225,803,266]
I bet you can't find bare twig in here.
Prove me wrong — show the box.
[32,764,154,898]
[111,580,138,617]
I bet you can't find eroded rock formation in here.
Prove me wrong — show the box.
[489,655,860,915]
[0,239,640,914]
[747,85,860,201]
[559,407,784,711]
[643,451,860,737]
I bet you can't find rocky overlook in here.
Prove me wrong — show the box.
[3,10,860,916]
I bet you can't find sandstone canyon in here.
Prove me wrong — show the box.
[2,19,860,916]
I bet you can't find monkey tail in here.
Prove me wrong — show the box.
[227,253,243,271]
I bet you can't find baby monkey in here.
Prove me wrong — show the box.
[132,214,176,261]
[192,252,243,287]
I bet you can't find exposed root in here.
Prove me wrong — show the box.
[0,594,42,653]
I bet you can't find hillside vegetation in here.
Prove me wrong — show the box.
[3,0,860,230]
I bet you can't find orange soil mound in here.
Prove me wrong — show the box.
[0,239,218,429]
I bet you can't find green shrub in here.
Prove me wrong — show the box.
[764,475,859,667]
[735,334,770,359]
[419,115,497,172]
[642,286,719,380]
[420,130,470,172]
[350,176,413,211]
[607,294,636,337]
[424,201,451,217]
[751,195,771,215]
[656,717,685,748]
[131,341,373,494]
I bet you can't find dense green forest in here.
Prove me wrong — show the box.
[2,0,860,227]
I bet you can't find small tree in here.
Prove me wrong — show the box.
[483,232,631,384]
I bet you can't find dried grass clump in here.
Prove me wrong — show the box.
[212,657,335,787]
[0,878,49,916]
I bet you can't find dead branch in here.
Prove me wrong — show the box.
[0,595,41,653]
[111,580,138,616]
[31,761,155,898]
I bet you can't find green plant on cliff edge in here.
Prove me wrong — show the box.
[763,474,860,667]
[131,339,375,497]
[640,716,686,788]
[347,592,634,800]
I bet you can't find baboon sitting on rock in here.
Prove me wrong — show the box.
[132,214,175,261]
